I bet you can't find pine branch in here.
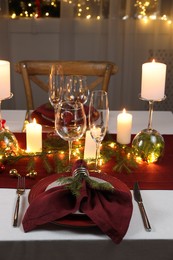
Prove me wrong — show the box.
[26,157,35,172]
[57,173,114,197]
[3,134,140,175]
[41,154,53,174]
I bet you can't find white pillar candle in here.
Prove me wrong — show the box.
[141,60,166,101]
[26,118,42,153]
[0,60,11,100]
[117,109,132,145]
[84,130,96,159]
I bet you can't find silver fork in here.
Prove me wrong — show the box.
[13,176,25,227]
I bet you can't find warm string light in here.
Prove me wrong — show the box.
[10,0,60,19]
[9,0,104,20]
[108,142,116,149]
[123,0,173,25]
[138,15,173,25]
[9,0,173,23]
[74,0,102,19]
[134,0,158,18]
[0,132,157,178]
[135,156,143,164]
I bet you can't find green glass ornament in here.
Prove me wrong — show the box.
[0,128,19,159]
[132,129,165,163]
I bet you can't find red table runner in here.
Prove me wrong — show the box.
[0,133,173,190]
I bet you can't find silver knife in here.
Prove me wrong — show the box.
[133,182,151,232]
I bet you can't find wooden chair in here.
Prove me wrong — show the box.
[14,60,118,110]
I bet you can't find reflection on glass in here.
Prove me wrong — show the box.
[88,90,109,172]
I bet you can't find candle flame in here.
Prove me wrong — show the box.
[152,59,155,63]
[33,118,37,124]
[122,108,126,113]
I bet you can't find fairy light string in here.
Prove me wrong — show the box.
[0,132,156,175]
[8,0,173,24]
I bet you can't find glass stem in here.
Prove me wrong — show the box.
[68,140,73,165]
[54,106,58,132]
[95,142,100,171]
[148,100,154,130]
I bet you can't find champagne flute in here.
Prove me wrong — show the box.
[64,75,89,104]
[55,100,87,169]
[89,90,109,172]
[48,64,64,134]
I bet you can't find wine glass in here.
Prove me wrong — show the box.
[48,64,64,134]
[88,90,109,172]
[55,100,87,170]
[64,75,89,104]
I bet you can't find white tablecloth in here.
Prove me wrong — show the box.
[2,110,173,134]
[1,110,173,260]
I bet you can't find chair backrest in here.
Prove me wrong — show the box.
[14,60,118,110]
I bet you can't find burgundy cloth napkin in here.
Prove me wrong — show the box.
[22,161,133,244]
[31,103,54,126]
[31,103,99,126]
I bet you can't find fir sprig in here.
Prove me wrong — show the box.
[41,153,53,174]
[58,172,114,197]
[2,134,140,175]
[113,144,138,173]
[26,156,35,173]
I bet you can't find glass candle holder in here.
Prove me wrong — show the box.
[132,128,164,163]
[132,95,166,163]
[0,128,19,159]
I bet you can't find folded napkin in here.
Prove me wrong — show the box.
[31,103,99,126]
[22,160,133,244]
[31,103,54,126]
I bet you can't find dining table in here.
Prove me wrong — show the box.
[1,109,173,260]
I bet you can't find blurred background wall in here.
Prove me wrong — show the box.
[0,0,173,112]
